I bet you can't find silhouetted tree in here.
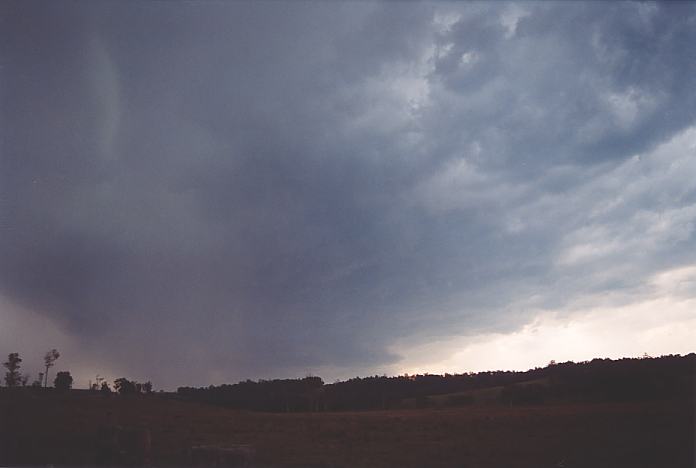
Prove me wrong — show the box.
[113,378,153,395]
[90,375,108,391]
[114,377,137,395]
[43,349,60,387]
[3,353,23,387]
[54,371,73,391]
[100,381,112,394]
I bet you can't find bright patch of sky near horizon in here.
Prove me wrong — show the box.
[395,266,696,377]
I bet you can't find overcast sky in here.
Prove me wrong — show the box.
[2,1,696,389]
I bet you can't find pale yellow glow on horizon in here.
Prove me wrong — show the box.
[394,266,696,376]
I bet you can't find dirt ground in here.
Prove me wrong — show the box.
[1,391,693,467]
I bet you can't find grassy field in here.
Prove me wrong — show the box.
[1,390,693,467]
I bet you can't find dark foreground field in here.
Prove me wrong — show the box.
[1,390,693,468]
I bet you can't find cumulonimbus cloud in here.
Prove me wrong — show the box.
[1,1,695,388]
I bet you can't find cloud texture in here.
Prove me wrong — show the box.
[2,2,696,387]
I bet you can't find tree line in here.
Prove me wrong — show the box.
[176,354,696,412]
[2,349,70,390]
[1,350,153,395]
[4,351,694,409]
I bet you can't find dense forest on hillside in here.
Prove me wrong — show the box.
[176,354,696,412]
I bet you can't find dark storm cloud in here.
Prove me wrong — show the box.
[2,1,696,386]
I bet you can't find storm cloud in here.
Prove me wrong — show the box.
[2,1,696,387]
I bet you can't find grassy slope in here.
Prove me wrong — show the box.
[1,389,693,467]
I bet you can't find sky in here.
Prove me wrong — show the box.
[1,1,696,389]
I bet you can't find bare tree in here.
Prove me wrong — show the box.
[43,349,60,387]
